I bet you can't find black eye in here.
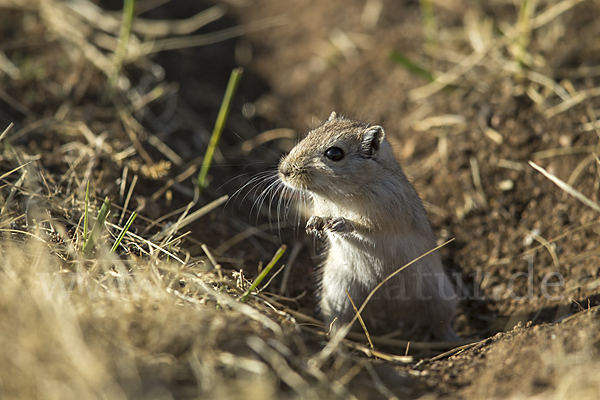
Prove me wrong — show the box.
[325,147,344,161]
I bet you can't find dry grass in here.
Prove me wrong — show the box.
[0,1,422,399]
[1,0,600,399]
[0,149,373,399]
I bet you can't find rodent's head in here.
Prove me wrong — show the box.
[278,112,391,197]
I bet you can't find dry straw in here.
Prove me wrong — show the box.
[2,0,600,398]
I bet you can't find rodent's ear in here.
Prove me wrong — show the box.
[327,111,337,121]
[361,126,385,157]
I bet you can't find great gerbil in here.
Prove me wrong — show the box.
[278,112,458,341]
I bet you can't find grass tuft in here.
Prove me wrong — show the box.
[83,197,112,256]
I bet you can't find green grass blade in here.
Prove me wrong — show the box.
[110,211,137,253]
[83,197,112,256]
[419,0,438,50]
[240,244,286,302]
[198,67,243,193]
[0,122,14,142]
[390,50,435,82]
[106,0,137,97]
[515,0,532,69]
[83,181,90,242]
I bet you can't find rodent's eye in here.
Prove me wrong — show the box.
[324,147,344,161]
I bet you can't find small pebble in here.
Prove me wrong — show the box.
[499,179,514,191]
[559,135,572,147]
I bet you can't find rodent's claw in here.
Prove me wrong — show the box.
[307,216,355,236]
[306,216,326,236]
[325,217,354,234]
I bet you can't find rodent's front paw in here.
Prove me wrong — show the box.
[306,216,327,237]
[325,217,355,234]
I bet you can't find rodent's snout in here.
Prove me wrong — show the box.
[278,156,306,190]
[278,151,312,191]
[278,159,291,178]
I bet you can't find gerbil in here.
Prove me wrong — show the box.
[278,112,458,341]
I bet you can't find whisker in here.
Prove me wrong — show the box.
[254,176,280,225]
[223,173,267,210]
[238,171,277,210]
[276,183,286,238]
[229,170,274,207]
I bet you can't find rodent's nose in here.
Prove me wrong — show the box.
[279,165,291,178]
[279,160,291,178]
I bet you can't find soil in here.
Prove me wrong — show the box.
[1,0,600,398]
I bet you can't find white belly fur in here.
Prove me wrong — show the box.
[319,229,457,339]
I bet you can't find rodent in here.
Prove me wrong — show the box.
[278,112,458,341]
